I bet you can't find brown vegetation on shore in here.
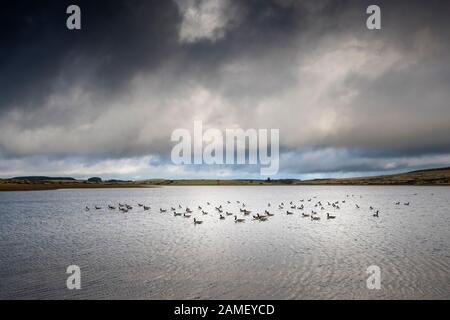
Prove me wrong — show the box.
[1,167,449,191]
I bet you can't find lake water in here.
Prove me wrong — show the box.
[0,186,449,299]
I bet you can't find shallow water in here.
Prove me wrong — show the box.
[0,186,449,299]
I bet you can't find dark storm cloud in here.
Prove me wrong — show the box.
[0,0,181,113]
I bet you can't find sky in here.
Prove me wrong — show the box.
[1,0,449,180]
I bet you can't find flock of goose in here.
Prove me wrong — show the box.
[84,195,413,225]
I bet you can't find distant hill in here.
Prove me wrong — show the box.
[10,176,76,181]
[296,166,450,185]
[1,166,449,191]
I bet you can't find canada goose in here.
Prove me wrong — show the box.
[174,212,182,216]
[207,202,210,205]
[138,204,143,207]
[265,210,274,216]
[356,204,360,209]
[234,215,245,223]
[373,210,379,218]
[286,211,294,215]
[404,202,410,206]
[160,208,167,213]
[202,210,208,215]
[179,204,182,209]
[193,218,203,224]
[243,210,251,215]
[370,206,374,210]
[226,211,233,216]
[311,215,320,221]
[183,213,191,218]
[327,213,336,219]
[108,205,116,210]
[119,208,128,213]
[171,207,176,211]
[85,206,90,211]
[395,202,400,205]
[227,201,231,204]
[198,206,202,210]
[219,214,225,220]
[95,206,102,210]
[302,212,310,217]
[126,205,133,210]
[143,206,150,211]
[254,214,267,221]
[186,208,193,213]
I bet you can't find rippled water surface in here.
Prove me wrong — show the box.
[0,186,449,299]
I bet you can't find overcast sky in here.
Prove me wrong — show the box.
[1,0,449,179]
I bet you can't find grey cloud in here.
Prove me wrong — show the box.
[0,0,449,177]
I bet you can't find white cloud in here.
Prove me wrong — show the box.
[177,0,236,43]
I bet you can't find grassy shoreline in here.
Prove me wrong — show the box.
[1,167,449,191]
